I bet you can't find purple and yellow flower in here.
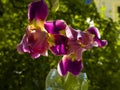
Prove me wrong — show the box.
[17,0,68,58]
[17,0,49,58]
[57,26,107,76]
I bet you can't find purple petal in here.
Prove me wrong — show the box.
[87,27,100,38]
[67,40,83,60]
[27,29,49,58]
[68,59,83,76]
[58,58,67,76]
[87,27,108,47]
[17,34,30,53]
[17,27,49,58]
[65,26,79,40]
[94,38,108,48]
[58,55,83,76]
[44,20,66,34]
[49,35,68,55]
[28,0,48,22]
[30,52,41,59]
[78,31,93,46]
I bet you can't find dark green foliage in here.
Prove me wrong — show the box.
[0,0,120,90]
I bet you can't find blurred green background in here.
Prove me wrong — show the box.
[0,0,120,90]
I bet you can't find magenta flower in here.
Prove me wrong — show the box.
[17,0,49,58]
[57,26,107,76]
[65,26,94,60]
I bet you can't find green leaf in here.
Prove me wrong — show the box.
[50,0,59,13]
[64,73,79,90]
[45,69,64,90]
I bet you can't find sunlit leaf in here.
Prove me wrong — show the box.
[50,0,59,12]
